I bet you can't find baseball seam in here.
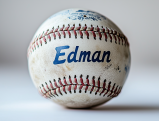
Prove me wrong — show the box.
[39,75,122,99]
[27,24,129,58]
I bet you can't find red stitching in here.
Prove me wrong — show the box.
[28,25,129,56]
[113,35,117,42]
[83,26,87,30]
[85,86,88,92]
[43,37,46,43]
[104,82,111,96]
[67,30,71,38]
[49,81,55,90]
[54,89,57,96]
[100,79,106,95]
[92,77,95,87]
[85,31,89,39]
[60,27,64,31]
[80,77,84,85]
[97,27,99,32]
[49,90,54,97]
[98,32,102,40]
[42,85,47,93]
[54,28,58,32]
[62,31,66,38]
[90,27,94,31]
[116,87,122,95]
[90,86,94,93]
[92,31,96,39]
[108,33,112,40]
[77,26,81,30]
[57,31,61,38]
[65,26,69,30]
[53,32,56,39]
[45,82,50,90]
[73,30,77,38]
[95,78,100,94]
[79,30,83,38]
[98,78,100,87]
[69,76,73,84]
[58,78,64,86]
[63,86,66,94]
[47,91,51,97]
[47,34,51,41]
[79,85,83,90]
[86,75,90,85]
[112,86,118,97]
[104,33,107,41]
[108,83,115,97]
[102,28,105,32]
[54,79,59,88]
[39,76,122,99]
[95,88,99,95]
[63,77,68,85]
[74,85,77,91]
[68,85,71,92]
[58,88,62,95]
[39,39,42,45]
[74,76,78,84]
[86,79,90,85]
[71,26,75,30]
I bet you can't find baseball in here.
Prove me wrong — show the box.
[27,8,131,108]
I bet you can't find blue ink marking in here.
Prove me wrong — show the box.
[53,45,70,65]
[67,46,79,63]
[68,10,106,21]
[48,9,106,21]
[53,45,111,65]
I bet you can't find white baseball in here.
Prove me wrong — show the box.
[27,8,131,108]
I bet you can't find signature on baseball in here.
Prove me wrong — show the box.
[53,45,111,65]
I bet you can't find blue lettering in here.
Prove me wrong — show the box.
[53,46,111,65]
[79,51,91,62]
[102,51,111,62]
[67,46,79,63]
[53,45,70,65]
[92,51,102,62]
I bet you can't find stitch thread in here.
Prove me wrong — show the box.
[27,25,129,57]
[39,75,122,99]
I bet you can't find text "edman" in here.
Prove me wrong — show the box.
[53,45,111,65]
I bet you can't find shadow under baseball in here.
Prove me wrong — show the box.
[91,105,159,111]
[66,105,159,111]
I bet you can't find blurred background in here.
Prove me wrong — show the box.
[0,0,159,121]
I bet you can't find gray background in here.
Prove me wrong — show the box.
[0,0,159,121]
